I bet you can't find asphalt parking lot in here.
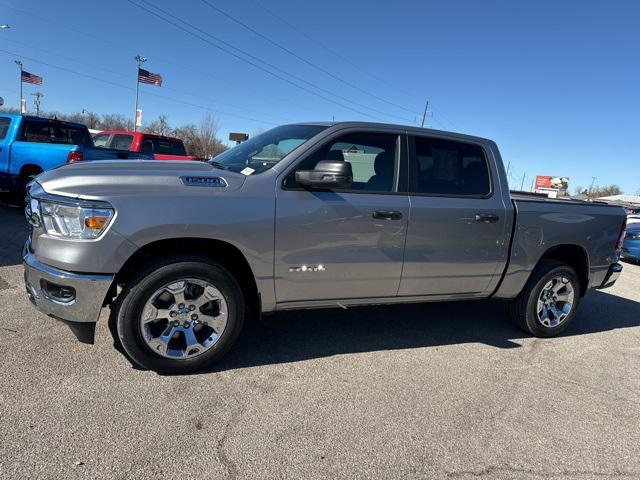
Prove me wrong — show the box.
[0,199,639,480]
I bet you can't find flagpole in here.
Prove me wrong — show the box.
[133,55,147,132]
[134,70,140,132]
[14,60,22,112]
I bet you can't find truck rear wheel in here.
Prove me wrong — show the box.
[508,260,580,337]
[115,255,244,373]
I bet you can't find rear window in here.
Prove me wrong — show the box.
[410,136,491,197]
[20,120,93,146]
[0,117,10,140]
[93,133,110,148]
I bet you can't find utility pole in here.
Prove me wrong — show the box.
[420,100,429,128]
[520,172,527,191]
[14,60,22,112]
[31,92,43,116]
[589,176,597,196]
[133,54,147,132]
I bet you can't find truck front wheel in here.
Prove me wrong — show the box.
[115,255,244,373]
[508,260,581,337]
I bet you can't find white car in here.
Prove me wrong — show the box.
[627,214,640,225]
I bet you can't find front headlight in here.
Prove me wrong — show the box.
[39,201,114,239]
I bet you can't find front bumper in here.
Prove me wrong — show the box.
[23,242,114,324]
[597,262,623,290]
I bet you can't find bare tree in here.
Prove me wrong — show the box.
[99,113,133,131]
[590,184,623,198]
[145,115,172,136]
[177,113,226,158]
[575,184,623,198]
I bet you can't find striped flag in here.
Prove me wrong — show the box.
[138,68,162,86]
[21,70,43,85]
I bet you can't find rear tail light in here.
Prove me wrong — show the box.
[67,151,84,163]
[615,218,627,253]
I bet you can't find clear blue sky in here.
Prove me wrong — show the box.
[1,0,638,193]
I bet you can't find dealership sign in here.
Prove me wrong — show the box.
[535,176,570,197]
[535,176,569,190]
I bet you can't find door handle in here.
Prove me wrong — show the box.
[475,213,500,223]
[372,210,403,220]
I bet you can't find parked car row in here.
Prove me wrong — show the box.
[0,114,204,194]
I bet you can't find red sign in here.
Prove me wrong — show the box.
[535,176,552,189]
[535,176,569,190]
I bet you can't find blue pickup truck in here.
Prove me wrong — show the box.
[0,114,149,193]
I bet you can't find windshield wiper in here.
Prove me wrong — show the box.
[209,160,229,170]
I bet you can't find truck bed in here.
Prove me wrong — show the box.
[510,190,613,207]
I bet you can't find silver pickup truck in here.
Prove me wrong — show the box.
[23,122,627,373]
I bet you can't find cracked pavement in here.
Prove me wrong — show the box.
[0,202,639,479]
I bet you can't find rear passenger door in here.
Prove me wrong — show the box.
[398,135,510,297]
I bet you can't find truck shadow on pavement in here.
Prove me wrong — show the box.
[205,291,639,373]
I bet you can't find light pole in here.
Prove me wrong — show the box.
[133,54,147,132]
[14,60,23,112]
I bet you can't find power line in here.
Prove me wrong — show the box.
[3,0,460,130]
[0,2,317,115]
[250,0,425,107]
[128,0,397,122]
[0,47,277,125]
[200,0,420,120]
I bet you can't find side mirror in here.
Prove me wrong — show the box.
[295,160,353,189]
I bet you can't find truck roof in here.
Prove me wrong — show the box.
[290,121,493,144]
[96,130,185,143]
[0,113,88,129]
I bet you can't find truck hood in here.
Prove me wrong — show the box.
[34,160,246,199]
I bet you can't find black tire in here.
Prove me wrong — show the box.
[508,259,581,337]
[115,255,244,374]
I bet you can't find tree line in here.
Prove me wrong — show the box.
[573,184,623,198]
[0,107,227,158]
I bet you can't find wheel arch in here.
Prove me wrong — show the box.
[114,237,261,317]
[534,243,590,295]
[19,163,44,179]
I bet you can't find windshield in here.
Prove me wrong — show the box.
[210,124,328,174]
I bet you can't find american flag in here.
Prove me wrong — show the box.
[138,68,162,86]
[21,70,43,85]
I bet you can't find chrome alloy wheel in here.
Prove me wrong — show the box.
[536,275,575,328]
[139,279,228,359]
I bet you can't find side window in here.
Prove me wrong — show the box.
[21,121,52,143]
[285,132,399,192]
[170,140,186,156]
[141,139,154,154]
[410,136,490,197]
[153,139,173,155]
[50,126,91,146]
[0,117,10,140]
[111,135,133,151]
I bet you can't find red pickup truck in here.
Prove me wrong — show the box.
[93,130,206,161]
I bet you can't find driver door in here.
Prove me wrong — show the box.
[274,131,409,304]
